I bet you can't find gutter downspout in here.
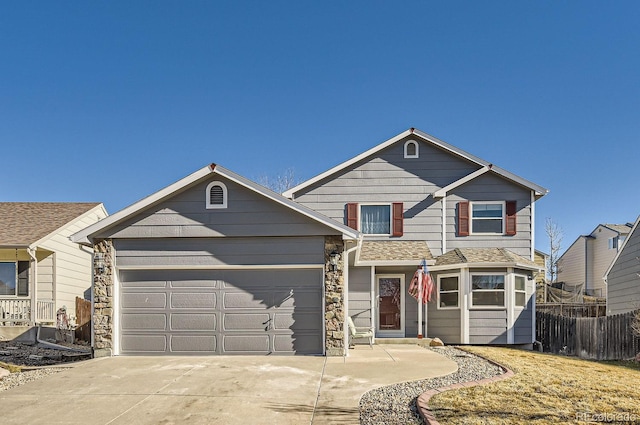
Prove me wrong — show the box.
[27,247,37,326]
[343,239,359,356]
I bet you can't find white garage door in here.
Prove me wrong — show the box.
[118,269,323,355]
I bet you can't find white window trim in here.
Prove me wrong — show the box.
[470,201,506,235]
[437,273,460,310]
[359,203,392,236]
[514,274,527,309]
[0,261,19,298]
[469,272,506,309]
[404,140,419,158]
[206,181,228,209]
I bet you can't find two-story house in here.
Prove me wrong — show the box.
[71,128,547,357]
[285,128,548,346]
[557,223,633,298]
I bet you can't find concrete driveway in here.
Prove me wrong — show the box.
[0,344,457,425]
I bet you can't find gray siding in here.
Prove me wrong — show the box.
[513,308,533,344]
[98,176,338,240]
[293,137,480,255]
[427,303,461,345]
[447,173,533,258]
[607,224,640,315]
[469,310,507,344]
[114,237,324,267]
[348,266,372,329]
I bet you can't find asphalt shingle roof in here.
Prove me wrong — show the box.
[436,247,539,268]
[602,224,633,234]
[0,202,100,247]
[359,240,434,262]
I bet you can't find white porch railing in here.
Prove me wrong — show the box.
[0,299,31,325]
[37,301,55,324]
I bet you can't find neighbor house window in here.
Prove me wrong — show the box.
[515,275,527,307]
[471,274,505,307]
[438,275,459,309]
[360,205,391,235]
[608,236,625,250]
[471,202,504,234]
[404,140,419,158]
[0,262,17,296]
[206,181,227,209]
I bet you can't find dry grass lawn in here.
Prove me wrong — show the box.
[429,346,640,424]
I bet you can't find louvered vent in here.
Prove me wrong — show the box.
[210,185,224,205]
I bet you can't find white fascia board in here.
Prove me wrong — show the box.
[429,262,542,272]
[35,203,108,249]
[433,166,490,198]
[214,165,359,240]
[70,166,216,245]
[284,127,548,200]
[604,214,640,279]
[283,129,414,198]
[355,259,437,267]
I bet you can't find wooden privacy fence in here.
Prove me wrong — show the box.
[536,302,607,318]
[536,310,640,360]
[75,297,91,343]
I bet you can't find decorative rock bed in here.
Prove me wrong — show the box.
[359,346,505,425]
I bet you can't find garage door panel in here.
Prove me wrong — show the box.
[274,334,322,354]
[223,292,271,309]
[121,293,167,309]
[122,335,167,352]
[223,335,270,353]
[120,268,322,355]
[121,314,167,331]
[170,335,217,352]
[171,292,217,309]
[274,313,321,331]
[223,313,270,331]
[170,313,217,331]
[170,280,219,288]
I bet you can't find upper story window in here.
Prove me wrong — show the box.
[404,140,419,158]
[471,202,504,234]
[206,181,228,209]
[470,273,505,308]
[360,204,391,235]
[608,236,625,250]
[458,200,517,236]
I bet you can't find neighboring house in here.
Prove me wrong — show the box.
[604,216,640,315]
[285,128,548,346]
[0,202,107,326]
[557,223,633,298]
[70,128,548,357]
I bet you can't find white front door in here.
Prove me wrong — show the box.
[375,274,405,337]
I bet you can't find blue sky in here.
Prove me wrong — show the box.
[2,1,639,254]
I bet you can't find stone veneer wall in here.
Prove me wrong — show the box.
[93,239,114,357]
[324,236,345,356]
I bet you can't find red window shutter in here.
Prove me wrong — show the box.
[392,202,404,237]
[505,201,517,236]
[346,203,359,230]
[458,201,470,236]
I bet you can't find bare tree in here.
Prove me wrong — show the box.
[256,168,301,194]
[545,217,563,284]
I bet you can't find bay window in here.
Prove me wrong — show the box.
[471,274,505,307]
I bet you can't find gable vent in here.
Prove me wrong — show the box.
[210,185,224,205]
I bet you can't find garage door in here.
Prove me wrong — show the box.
[119,269,323,355]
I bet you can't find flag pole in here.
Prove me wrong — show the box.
[417,265,423,339]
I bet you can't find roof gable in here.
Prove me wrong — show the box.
[604,215,640,279]
[0,202,103,247]
[71,164,359,245]
[284,128,548,199]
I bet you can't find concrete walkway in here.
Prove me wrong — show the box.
[0,344,457,425]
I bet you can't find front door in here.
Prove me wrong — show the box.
[376,275,405,337]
